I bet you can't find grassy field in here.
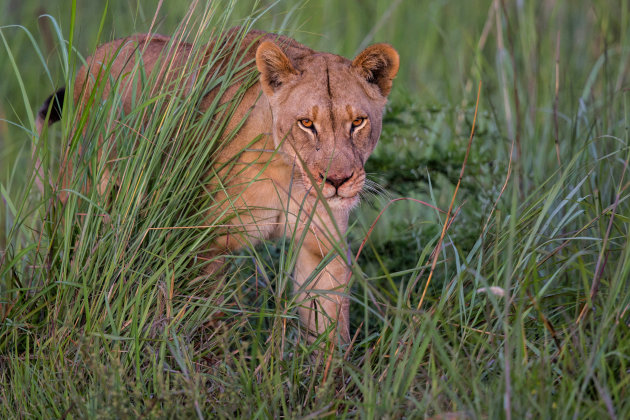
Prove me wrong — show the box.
[1,0,629,418]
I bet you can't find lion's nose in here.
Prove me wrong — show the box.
[321,172,353,189]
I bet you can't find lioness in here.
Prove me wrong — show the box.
[36,28,399,344]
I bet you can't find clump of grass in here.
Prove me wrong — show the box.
[1,0,630,418]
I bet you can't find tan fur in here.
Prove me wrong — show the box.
[49,28,399,343]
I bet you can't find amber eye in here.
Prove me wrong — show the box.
[352,117,365,127]
[299,119,314,129]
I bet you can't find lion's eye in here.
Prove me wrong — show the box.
[299,119,314,129]
[352,117,365,128]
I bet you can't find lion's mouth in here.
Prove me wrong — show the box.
[298,168,363,208]
[303,183,362,208]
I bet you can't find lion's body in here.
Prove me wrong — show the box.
[39,28,399,343]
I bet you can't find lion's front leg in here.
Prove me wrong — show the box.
[293,234,351,345]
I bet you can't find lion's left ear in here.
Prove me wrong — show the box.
[352,44,399,97]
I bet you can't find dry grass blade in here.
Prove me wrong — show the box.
[416,80,481,311]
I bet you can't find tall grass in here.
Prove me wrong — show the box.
[1,0,630,418]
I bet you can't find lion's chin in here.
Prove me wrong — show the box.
[326,194,360,211]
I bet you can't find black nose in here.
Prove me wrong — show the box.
[321,172,353,189]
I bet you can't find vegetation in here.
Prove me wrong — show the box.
[1,0,629,418]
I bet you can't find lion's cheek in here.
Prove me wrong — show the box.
[319,166,364,201]
[337,175,364,199]
[277,125,314,156]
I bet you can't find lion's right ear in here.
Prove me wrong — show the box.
[256,41,298,96]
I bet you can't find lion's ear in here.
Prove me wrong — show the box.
[352,44,399,97]
[256,41,298,96]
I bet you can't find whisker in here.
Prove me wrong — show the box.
[358,188,385,207]
[363,177,394,201]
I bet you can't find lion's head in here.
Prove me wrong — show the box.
[255,40,399,211]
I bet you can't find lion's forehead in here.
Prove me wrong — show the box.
[284,60,382,116]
